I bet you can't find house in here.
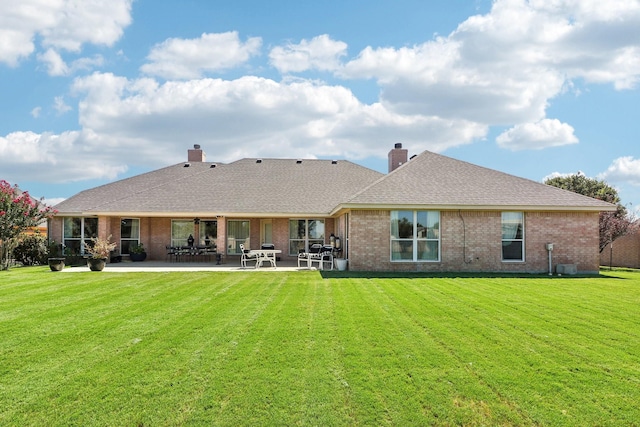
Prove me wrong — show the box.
[50,144,616,273]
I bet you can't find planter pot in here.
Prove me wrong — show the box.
[335,258,348,271]
[48,258,65,272]
[130,252,147,262]
[87,258,107,271]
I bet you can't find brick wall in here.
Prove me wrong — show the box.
[600,232,640,268]
[348,210,600,273]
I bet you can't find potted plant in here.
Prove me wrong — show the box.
[85,236,117,271]
[47,240,66,272]
[129,242,147,262]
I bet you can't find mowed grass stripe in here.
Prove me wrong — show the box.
[368,278,532,425]
[190,273,355,425]
[1,271,281,425]
[381,277,640,425]
[329,279,500,425]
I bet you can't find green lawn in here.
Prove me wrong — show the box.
[1,268,639,426]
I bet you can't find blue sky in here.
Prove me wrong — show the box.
[1,0,639,212]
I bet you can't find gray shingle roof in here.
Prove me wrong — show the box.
[54,150,616,217]
[54,158,384,216]
[343,150,616,211]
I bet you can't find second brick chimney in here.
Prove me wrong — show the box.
[388,143,408,172]
[188,144,206,162]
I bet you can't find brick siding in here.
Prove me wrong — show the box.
[600,232,640,268]
[348,210,600,273]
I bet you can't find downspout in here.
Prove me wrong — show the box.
[458,210,471,264]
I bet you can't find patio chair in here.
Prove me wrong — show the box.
[309,245,334,270]
[239,243,258,268]
[297,243,324,268]
[166,245,178,262]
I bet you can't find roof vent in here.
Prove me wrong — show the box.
[210,164,216,168]
[256,159,262,163]
[184,162,191,167]
[296,159,302,164]
[410,154,417,160]
[331,160,338,164]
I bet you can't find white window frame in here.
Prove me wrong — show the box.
[390,210,440,262]
[171,219,195,247]
[227,219,250,254]
[62,217,98,255]
[199,219,218,248]
[501,211,525,262]
[289,219,325,255]
[120,218,140,255]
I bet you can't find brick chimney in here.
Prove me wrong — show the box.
[188,144,206,162]
[388,143,408,172]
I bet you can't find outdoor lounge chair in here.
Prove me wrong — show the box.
[298,244,333,269]
[239,243,258,268]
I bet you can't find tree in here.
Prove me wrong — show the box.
[545,173,637,253]
[0,180,57,270]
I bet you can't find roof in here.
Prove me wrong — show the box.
[54,158,384,217]
[339,150,617,212]
[55,149,616,218]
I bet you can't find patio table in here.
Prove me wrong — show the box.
[245,249,281,268]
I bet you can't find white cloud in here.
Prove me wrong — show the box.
[542,170,586,182]
[37,48,105,77]
[39,0,133,52]
[37,48,69,76]
[0,130,128,183]
[339,0,640,136]
[269,34,348,73]
[67,72,486,166]
[140,32,262,80]
[496,119,579,151]
[31,107,42,118]
[599,156,640,186]
[0,0,132,66]
[53,96,72,115]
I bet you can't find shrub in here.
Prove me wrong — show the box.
[13,233,48,266]
[130,243,146,254]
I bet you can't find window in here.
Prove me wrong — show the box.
[502,212,524,261]
[120,218,140,255]
[62,217,98,254]
[171,220,195,247]
[391,211,440,261]
[289,219,325,255]
[199,220,217,247]
[227,220,249,254]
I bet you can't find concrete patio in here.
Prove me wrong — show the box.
[60,259,321,273]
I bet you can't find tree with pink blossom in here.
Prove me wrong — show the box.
[0,180,57,270]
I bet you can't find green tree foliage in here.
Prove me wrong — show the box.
[0,180,57,270]
[545,173,637,252]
